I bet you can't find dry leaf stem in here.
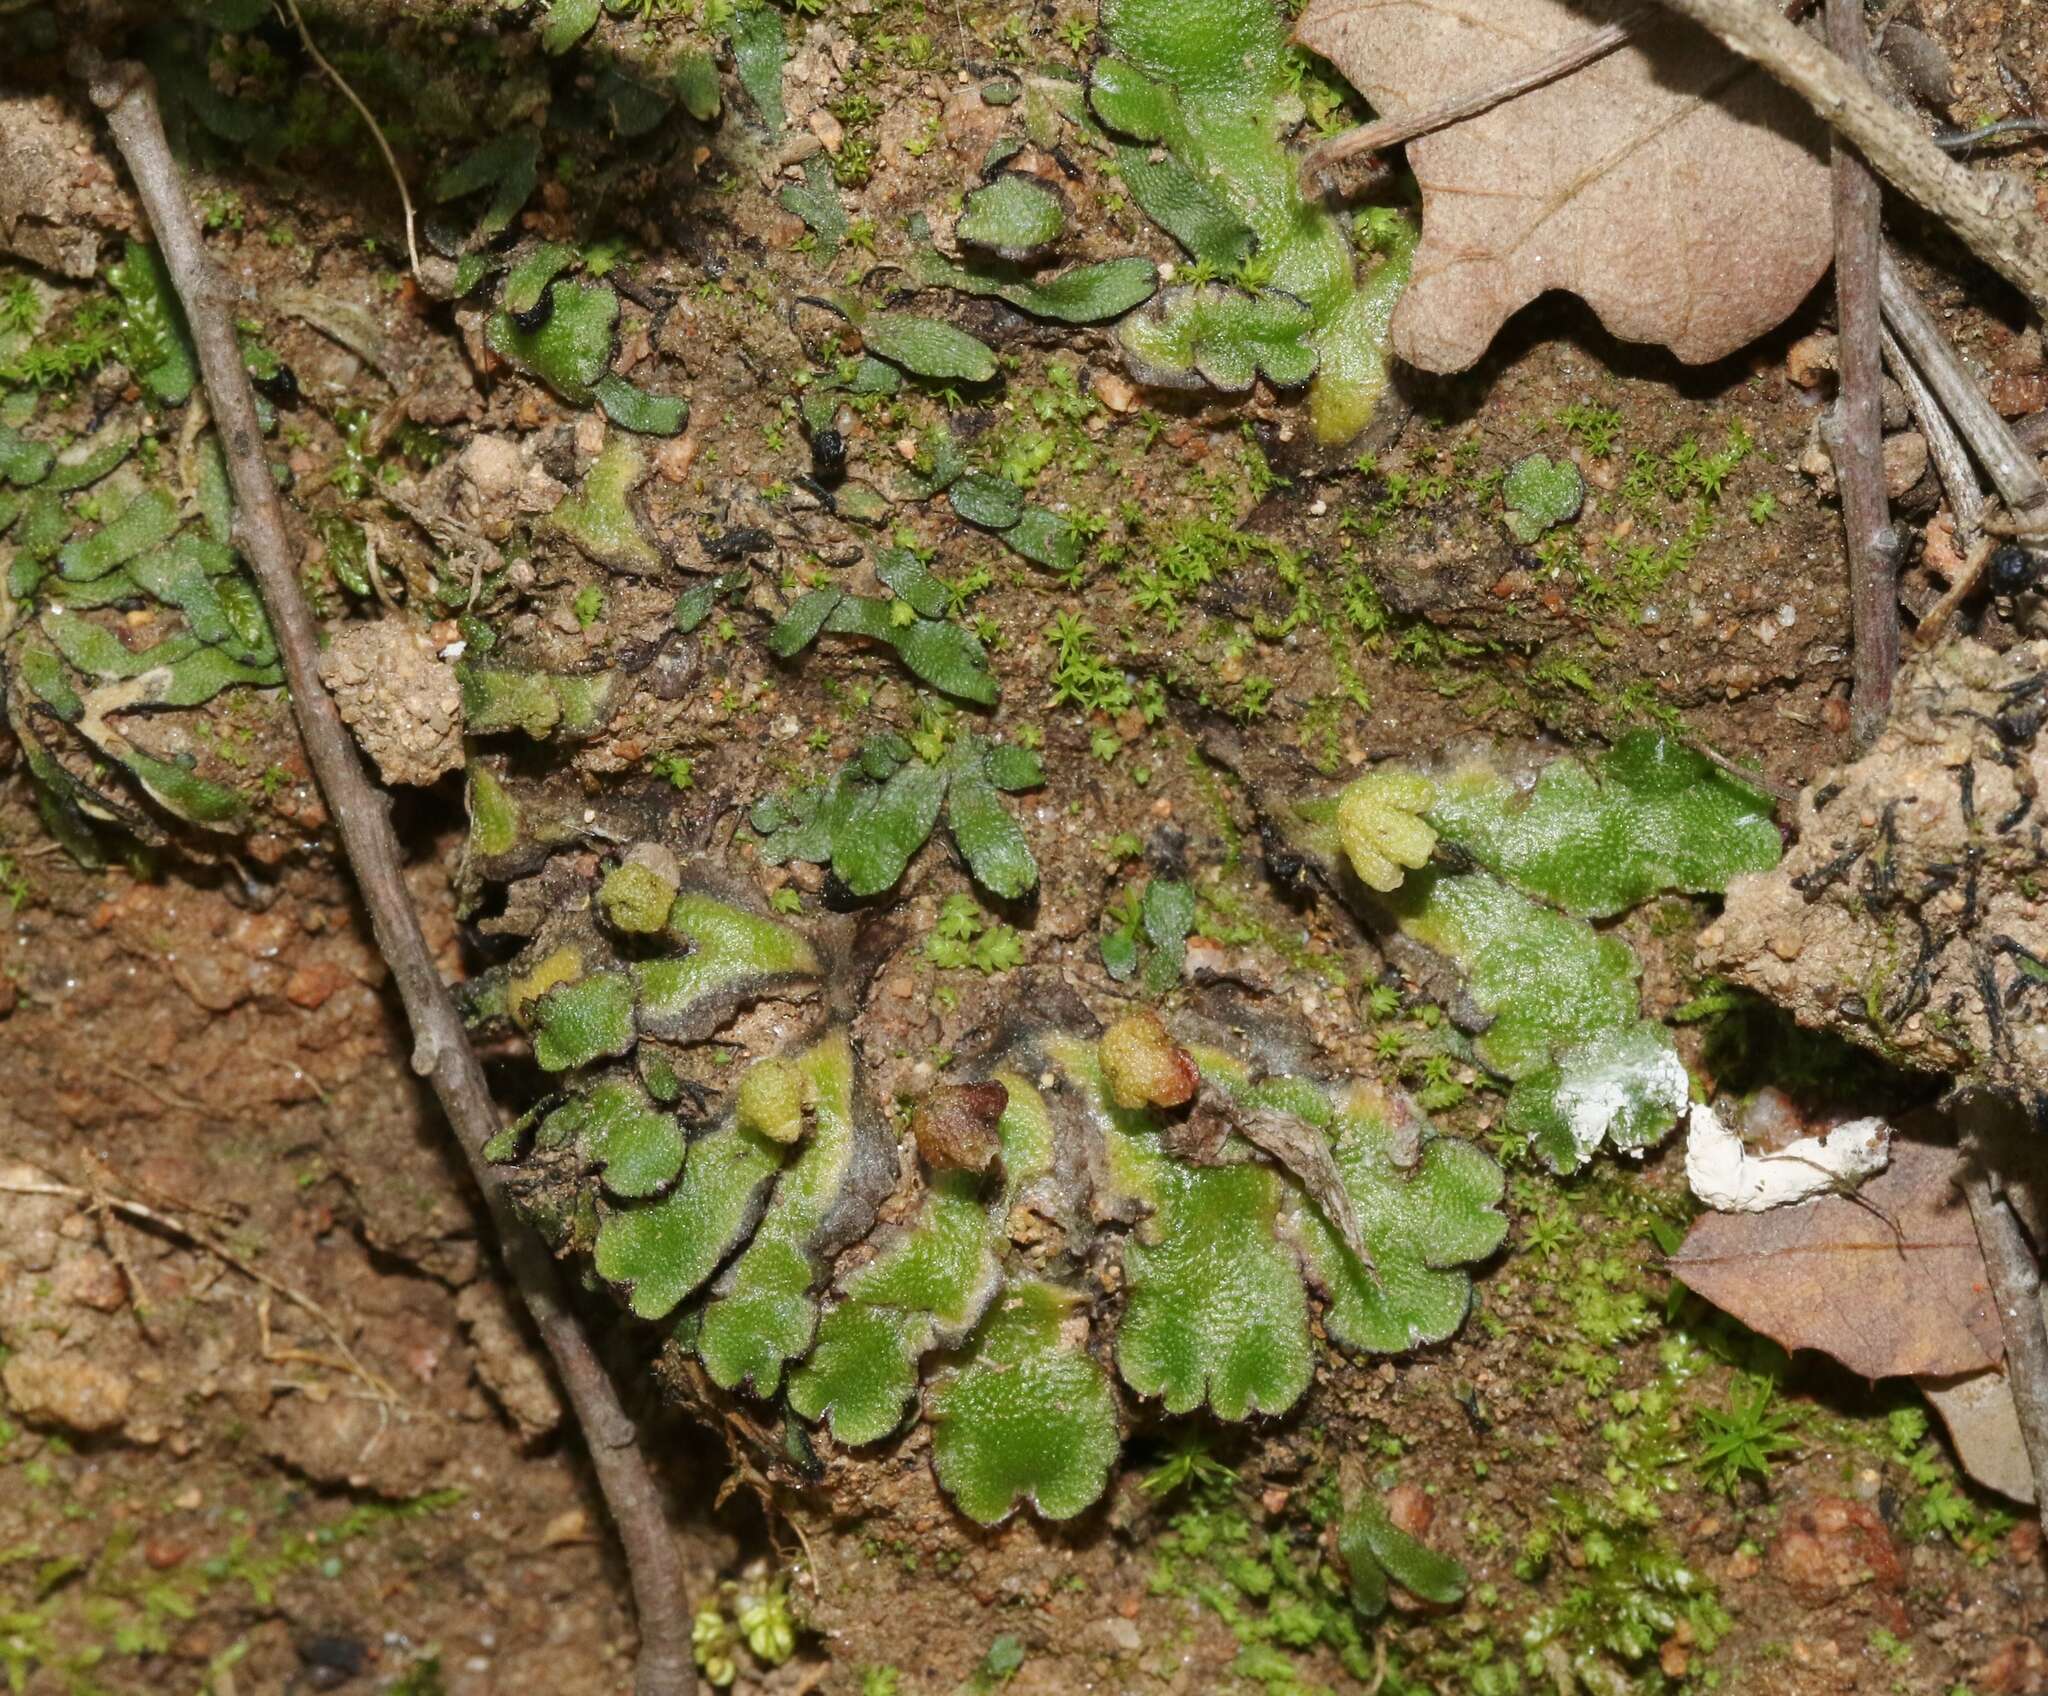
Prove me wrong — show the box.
[1821,0,1898,747]
[80,55,695,1696]
[1298,7,1649,186]
[1957,1100,2048,1510]
[1647,0,2048,316]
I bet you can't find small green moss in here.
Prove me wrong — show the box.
[1335,1491,1467,1618]
[1426,732,1780,919]
[596,1117,788,1320]
[1334,768,1437,892]
[56,488,177,582]
[1092,0,1415,439]
[632,892,820,1041]
[1502,452,1586,543]
[459,662,624,740]
[546,1079,686,1197]
[736,1056,808,1145]
[957,175,1067,261]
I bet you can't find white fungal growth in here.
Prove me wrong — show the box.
[1684,1102,1891,1213]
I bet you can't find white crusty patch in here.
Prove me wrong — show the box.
[1558,1039,1690,1165]
[1684,1103,1891,1213]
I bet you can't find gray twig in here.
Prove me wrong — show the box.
[1956,1091,2048,1512]
[1889,320,1996,649]
[1882,326,1984,542]
[1878,248,2048,522]
[1823,0,1900,747]
[81,56,695,1696]
[1647,0,2048,314]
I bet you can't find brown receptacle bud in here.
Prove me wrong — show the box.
[1099,1010,1200,1111]
[912,1080,1008,1173]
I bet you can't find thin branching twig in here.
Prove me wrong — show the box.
[1878,249,2048,523]
[1883,326,1983,544]
[79,56,693,1696]
[275,0,420,278]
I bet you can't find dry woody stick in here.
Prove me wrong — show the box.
[1821,0,1898,746]
[1956,1094,2048,1512]
[1879,251,2048,522]
[1648,0,2048,316]
[81,55,695,1696]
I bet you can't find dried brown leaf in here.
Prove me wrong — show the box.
[1293,0,1832,371]
[1922,1362,2037,1504]
[1668,1138,2002,1380]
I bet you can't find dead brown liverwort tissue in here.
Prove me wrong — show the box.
[1292,0,1832,371]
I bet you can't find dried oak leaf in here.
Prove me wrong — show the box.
[1668,1138,2002,1380]
[1292,0,1832,371]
